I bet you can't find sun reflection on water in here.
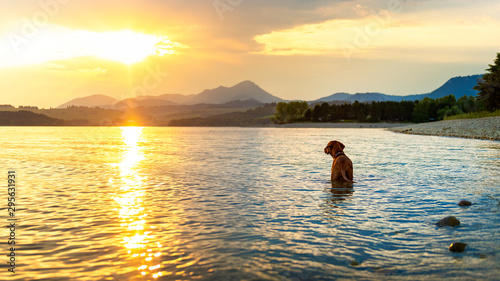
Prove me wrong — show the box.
[113,127,164,279]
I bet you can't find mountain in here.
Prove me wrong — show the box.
[215,99,264,108]
[112,80,283,108]
[346,93,387,102]
[57,74,483,109]
[57,94,118,108]
[56,81,281,109]
[312,74,483,103]
[0,110,64,126]
[156,93,195,104]
[114,96,178,108]
[314,92,351,102]
[193,80,284,104]
[425,74,482,99]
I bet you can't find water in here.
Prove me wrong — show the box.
[0,127,499,280]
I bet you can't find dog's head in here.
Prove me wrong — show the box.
[324,140,345,155]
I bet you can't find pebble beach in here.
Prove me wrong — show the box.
[269,117,500,141]
[390,116,500,141]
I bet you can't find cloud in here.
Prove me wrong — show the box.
[0,0,498,107]
[253,1,500,62]
[0,0,356,54]
[46,64,108,76]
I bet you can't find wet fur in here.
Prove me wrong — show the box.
[324,140,355,183]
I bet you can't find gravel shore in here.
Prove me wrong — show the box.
[390,116,500,140]
[267,122,404,128]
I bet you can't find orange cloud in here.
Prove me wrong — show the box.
[254,13,500,62]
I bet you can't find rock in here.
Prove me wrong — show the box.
[436,216,460,227]
[350,260,360,266]
[458,200,472,206]
[449,242,467,252]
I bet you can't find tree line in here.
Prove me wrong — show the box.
[272,95,485,124]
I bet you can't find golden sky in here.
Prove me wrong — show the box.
[0,0,499,108]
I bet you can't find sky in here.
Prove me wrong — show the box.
[0,0,499,108]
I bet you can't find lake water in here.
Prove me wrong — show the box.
[1,127,499,281]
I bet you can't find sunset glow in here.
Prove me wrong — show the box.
[113,127,165,278]
[0,0,499,107]
[1,1,499,278]
[254,13,500,61]
[0,25,182,67]
[82,30,176,65]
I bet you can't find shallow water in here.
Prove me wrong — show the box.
[0,127,499,280]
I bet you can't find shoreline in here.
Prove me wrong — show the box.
[2,117,498,141]
[265,122,407,129]
[389,116,500,141]
[264,117,500,141]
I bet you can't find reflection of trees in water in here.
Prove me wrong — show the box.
[320,181,354,220]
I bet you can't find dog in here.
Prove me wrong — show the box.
[324,140,355,183]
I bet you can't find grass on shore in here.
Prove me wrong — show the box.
[444,110,500,120]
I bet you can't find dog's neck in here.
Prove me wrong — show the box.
[334,151,345,158]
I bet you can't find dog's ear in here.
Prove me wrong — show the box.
[324,146,331,155]
[338,141,345,150]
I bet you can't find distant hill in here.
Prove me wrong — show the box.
[57,94,118,108]
[114,97,178,108]
[312,74,484,103]
[169,103,276,126]
[0,110,64,126]
[314,92,351,102]
[156,93,195,104]
[424,74,483,99]
[347,92,387,102]
[57,75,483,109]
[214,99,265,108]
[57,81,283,109]
[193,80,283,104]
[121,80,283,107]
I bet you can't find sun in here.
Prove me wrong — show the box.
[87,30,175,65]
[0,25,182,68]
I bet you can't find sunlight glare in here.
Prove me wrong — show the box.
[119,127,144,175]
[112,126,164,279]
[0,25,182,67]
[89,30,173,65]
[121,126,144,147]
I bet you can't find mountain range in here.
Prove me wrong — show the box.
[58,94,119,108]
[57,74,483,109]
[311,74,483,103]
[58,81,284,109]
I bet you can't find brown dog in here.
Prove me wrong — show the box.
[324,140,355,183]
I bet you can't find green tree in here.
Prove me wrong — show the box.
[368,101,381,122]
[303,108,313,121]
[457,95,477,113]
[272,101,309,123]
[413,98,431,122]
[437,105,463,120]
[351,101,367,121]
[289,101,309,121]
[399,101,415,121]
[474,52,500,111]
[273,102,288,123]
[320,102,331,121]
[312,104,322,121]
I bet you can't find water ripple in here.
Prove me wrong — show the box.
[0,127,498,280]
